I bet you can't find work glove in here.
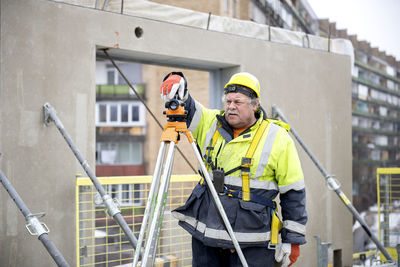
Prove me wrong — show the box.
[160,72,188,102]
[275,243,300,267]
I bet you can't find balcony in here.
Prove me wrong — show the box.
[353,159,399,166]
[353,77,400,98]
[352,126,400,136]
[353,143,400,151]
[355,60,400,85]
[352,110,400,123]
[96,84,146,100]
[352,95,400,111]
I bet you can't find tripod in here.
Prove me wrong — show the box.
[133,99,248,267]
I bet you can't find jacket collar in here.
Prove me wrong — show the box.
[216,108,265,139]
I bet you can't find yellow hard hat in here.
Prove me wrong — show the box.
[224,72,260,98]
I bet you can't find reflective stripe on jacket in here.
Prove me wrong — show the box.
[172,96,307,248]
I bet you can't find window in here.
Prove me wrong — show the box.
[99,104,107,122]
[352,116,358,126]
[352,82,358,95]
[95,184,143,206]
[370,73,380,85]
[353,66,359,77]
[96,101,145,126]
[250,1,267,24]
[96,142,143,165]
[110,104,118,122]
[109,184,140,206]
[357,51,368,63]
[375,135,388,146]
[356,101,368,112]
[107,69,115,84]
[358,84,368,100]
[379,106,387,117]
[387,66,396,76]
[358,69,368,80]
[121,104,128,122]
[224,0,229,14]
[387,80,395,90]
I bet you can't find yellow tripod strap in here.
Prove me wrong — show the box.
[241,120,269,201]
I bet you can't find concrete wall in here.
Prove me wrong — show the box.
[0,0,352,266]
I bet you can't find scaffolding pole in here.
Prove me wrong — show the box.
[0,169,69,267]
[43,102,140,252]
[271,104,394,262]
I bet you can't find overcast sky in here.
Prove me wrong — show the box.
[307,0,400,61]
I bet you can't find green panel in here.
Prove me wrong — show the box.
[96,84,145,96]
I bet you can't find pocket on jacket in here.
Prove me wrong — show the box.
[234,200,271,232]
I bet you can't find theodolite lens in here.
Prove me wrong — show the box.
[166,99,180,110]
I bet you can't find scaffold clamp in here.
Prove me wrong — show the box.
[43,103,55,126]
[25,213,50,238]
[326,175,341,191]
[102,194,121,217]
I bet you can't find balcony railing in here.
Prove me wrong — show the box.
[352,95,400,111]
[352,110,400,123]
[352,126,400,136]
[352,77,400,98]
[355,60,400,84]
[96,84,145,100]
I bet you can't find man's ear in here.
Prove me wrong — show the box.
[252,99,260,112]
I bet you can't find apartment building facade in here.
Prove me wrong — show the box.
[319,20,400,211]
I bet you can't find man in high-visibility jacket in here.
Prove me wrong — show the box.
[160,71,307,267]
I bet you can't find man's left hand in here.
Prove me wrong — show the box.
[274,243,300,267]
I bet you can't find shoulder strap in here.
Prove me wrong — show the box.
[241,120,269,201]
[200,128,221,185]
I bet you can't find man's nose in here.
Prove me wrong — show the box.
[226,102,236,109]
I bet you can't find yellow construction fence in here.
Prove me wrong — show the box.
[76,175,200,267]
[376,168,400,261]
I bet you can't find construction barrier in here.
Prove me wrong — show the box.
[76,175,200,267]
[377,168,400,262]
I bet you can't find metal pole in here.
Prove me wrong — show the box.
[102,0,109,10]
[149,142,176,266]
[133,142,166,266]
[0,169,70,267]
[271,104,394,262]
[43,103,139,250]
[314,235,331,267]
[141,142,177,267]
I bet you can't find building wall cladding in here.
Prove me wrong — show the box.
[1,0,352,266]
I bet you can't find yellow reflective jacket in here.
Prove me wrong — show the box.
[173,96,307,247]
